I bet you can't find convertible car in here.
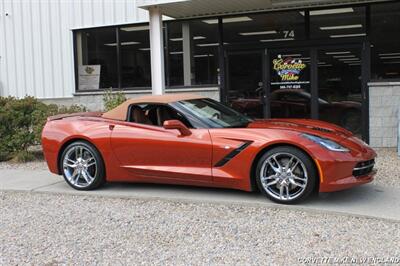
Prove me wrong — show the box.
[42,94,376,204]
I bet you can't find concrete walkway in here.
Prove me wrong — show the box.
[1,169,400,222]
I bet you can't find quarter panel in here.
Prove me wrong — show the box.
[41,118,116,178]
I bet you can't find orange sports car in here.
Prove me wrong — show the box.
[42,94,376,204]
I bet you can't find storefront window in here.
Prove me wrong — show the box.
[166,19,218,87]
[310,7,366,40]
[222,12,305,48]
[76,28,118,90]
[370,2,400,80]
[119,25,151,88]
[317,48,363,136]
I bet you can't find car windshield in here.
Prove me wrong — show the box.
[177,98,253,128]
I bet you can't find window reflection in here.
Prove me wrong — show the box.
[119,25,151,88]
[318,48,362,135]
[76,28,118,89]
[166,20,218,86]
[371,2,400,80]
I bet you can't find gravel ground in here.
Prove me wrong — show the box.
[0,160,47,170]
[372,148,400,188]
[1,191,399,265]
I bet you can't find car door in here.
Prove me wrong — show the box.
[109,120,213,182]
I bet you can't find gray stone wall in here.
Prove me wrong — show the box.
[369,82,400,148]
[40,87,220,111]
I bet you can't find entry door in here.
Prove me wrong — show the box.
[110,122,213,182]
[227,51,265,118]
[267,49,312,119]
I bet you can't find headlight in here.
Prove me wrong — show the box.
[301,133,349,152]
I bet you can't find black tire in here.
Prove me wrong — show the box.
[255,146,317,204]
[59,141,105,190]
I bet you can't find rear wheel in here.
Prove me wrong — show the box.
[256,146,316,204]
[60,141,105,190]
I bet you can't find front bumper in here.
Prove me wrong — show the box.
[314,137,377,193]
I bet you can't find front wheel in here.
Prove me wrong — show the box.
[256,146,317,204]
[60,141,105,190]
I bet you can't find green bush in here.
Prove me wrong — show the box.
[0,96,86,162]
[103,89,127,111]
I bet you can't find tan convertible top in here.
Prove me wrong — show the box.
[102,93,205,121]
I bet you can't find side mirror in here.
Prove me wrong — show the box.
[163,120,192,136]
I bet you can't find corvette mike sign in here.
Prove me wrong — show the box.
[271,55,310,90]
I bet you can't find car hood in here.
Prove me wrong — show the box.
[247,118,353,142]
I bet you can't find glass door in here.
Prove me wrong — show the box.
[268,49,311,119]
[227,51,264,118]
[317,47,363,137]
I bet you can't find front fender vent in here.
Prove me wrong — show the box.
[214,141,253,167]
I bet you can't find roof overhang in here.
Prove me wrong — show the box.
[137,0,390,19]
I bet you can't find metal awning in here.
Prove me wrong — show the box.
[138,0,389,19]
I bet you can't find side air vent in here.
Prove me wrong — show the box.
[214,141,253,167]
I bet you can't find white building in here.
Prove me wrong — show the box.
[0,0,399,147]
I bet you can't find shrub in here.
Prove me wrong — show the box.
[12,150,36,163]
[0,96,86,162]
[103,89,127,111]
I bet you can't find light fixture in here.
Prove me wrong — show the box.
[239,30,277,36]
[281,54,302,57]
[320,24,362,30]
[379,52,400,56]
[194,54,215,58]
[380,56,400,59]
[120,25,149,31]
[348,63,361,66]
[325,51,351,55]
[170,36,206,41]
[386,72,399,75]
[330,33,366,38]
[318,64,333,67]
[196,42,228,47]
[202,16,252,24]
[338,58,360,61]
[333,55,357,58]
[139,48,150,51]
[299,8,354,16]
[384,61,400,64]
[104,41,140,46]
[318,62,326,64]
[170,51,183,55]
[260,38,294,42]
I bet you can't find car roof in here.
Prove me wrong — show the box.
[102,93,206,121]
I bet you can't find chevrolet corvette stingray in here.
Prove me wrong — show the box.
[41,94,376,204]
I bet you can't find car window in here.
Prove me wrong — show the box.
[176,98,252,128]
[128,104,192,128]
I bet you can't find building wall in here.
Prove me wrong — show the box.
[369,82,400,147]
[0,0,149,99]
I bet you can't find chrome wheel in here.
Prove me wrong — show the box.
[259,152,308,201]
[63,145,97,188]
